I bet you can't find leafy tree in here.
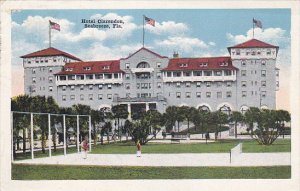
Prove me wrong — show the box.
[90,109,104,145]
[111,104,129,141]
[276,110,291,138]
[163,106,177,132]
[180,106,197,134]
[211,111,228,140]
[230,111,244,138]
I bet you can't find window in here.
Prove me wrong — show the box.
[84,67,91,71]
[242,60,246,66]
[89,85,93,90]
[196,82,201,87]
[62,86,66,91]
[217,82,222,87]
[62,95,66,101]
[276,81,279,88]
[226,82,232,87]
[32,77,36,83]
[206,92,211,98]
[176,92,181,98]
[32,69,36,74]
[206,82,211,87]
[125,83,130,89]
[28,60,31,64]
[261,60,266,66]
[186,92,191,98]
[86,75,93,80]
[107,94,112,99]
[95,74,103,79]
[226,91,232,98]
[167,72,172,77]
[251,51,256,55]
[157,72,161,79]
[70,85,75,90]
[80,94,84,100]
[36,60,39,63]
[107,84,112,89]
[224,70,232,76]
[196,92,201,98]
[236,49,240,55]
[217,92,222,99]
[89,94,93,100]
[68,75,75,80]
[66,68,73,72]
[98,94,103,100]
[125,63,130,69]
[261,70,266,77]
[125,74,130,79]
[48,77,53,83]
[242,91,247,97]
[49,86,53,92]
[136,83,140,89]
[126,93,130,97]
[157,83,162,88]
[179,63,188,68]
[261,81,266,87]
[215,71,222,76]
[266,49,271,55]
[80,85,84,90]
[49,68,53,73]
[242,81,247,87]
[194,71,202,76]
[98,84,103,89]
[204,71,212,76]
[70,95,75,100]
[176,82,181,88]
[262,91,266,98]
[77,75,84,80]
[186,82,191,87]
[241,70,246,76]
[157,62,161,68]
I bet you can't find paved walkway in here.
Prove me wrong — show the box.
[13,152,290,167]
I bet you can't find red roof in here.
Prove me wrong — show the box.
[121,47,168,60]
[162,57,238,71]
[55,60,123,75]
[21,47,82,61]
[228,39,278,49]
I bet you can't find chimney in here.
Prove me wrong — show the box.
[173,51,179,58]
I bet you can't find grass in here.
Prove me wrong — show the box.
[12,164,291,179]
[14,139,290,160]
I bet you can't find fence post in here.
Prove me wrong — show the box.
[77,115,80,153]
[89,115,92,152]
[48,114,51,157]
[229,150,231,163]
[31,113,34,159]
[63,114,66,156]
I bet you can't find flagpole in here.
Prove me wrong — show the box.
[252,18,254,39]
[142,15,145,47]
[49,21,51,47]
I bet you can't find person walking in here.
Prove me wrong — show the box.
[81,137,89,159]
[136,140,141,157]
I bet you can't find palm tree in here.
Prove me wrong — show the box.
[244,107,260,137]
[164,106,178,132]
[111,105,129,142]
[90,109,104,145]
[211,111,228,140]
[230,111,244,139]
[180,106,196,134]
[276,110,291,139]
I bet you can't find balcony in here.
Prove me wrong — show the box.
[162,75,236,82]
[131,68,154,73]
[56,78,123,86]
[113,96,166,103]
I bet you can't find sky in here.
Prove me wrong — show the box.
[11,9,291,110]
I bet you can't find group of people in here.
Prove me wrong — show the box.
[81,137,142,159]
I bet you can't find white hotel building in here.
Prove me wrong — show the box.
[22,39,279,116]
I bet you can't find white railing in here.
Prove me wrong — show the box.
[162,75,236,82]
[131,68,154,73]
[56,78,123,86]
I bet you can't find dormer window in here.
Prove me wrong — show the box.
[84,67,91,71]
[103,66,110,70]
[66,68,73,71]
[179,63,188,68]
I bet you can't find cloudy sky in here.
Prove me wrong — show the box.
[11,9,291,110]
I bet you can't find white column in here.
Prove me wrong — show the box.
[11,112,14,161]
[63,114,66,156]
[89,116,92,151]
[77,115,80,153]
[30,113,34,159]
[127,104,131,120]
[146,103,149,111]
[48,114,51,157]
[171,72,173,77]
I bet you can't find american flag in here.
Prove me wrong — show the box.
[49,20,60,31]
[253,18,262,29]
[145,16,155,27]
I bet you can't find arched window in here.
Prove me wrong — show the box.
[240,105,249,114]
[137,62,150,68]
[199,105,210,112]
[219,105,231,115]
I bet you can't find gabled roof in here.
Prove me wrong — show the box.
[121,47,168,60]
[55,60,123,75]
[21,47,82,61]
[162,56,238,71]
[228,39,279,49]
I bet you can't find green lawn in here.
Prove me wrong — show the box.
[12,164,291,179]
[90,139,290,154]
